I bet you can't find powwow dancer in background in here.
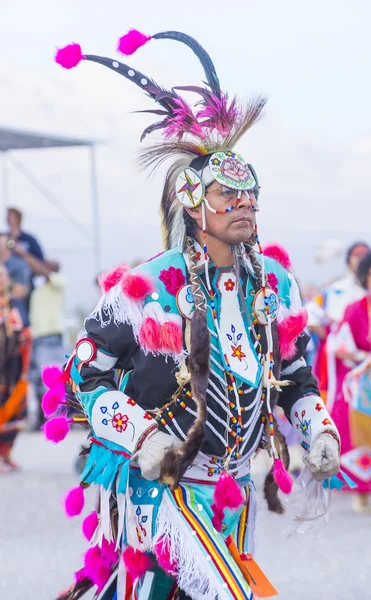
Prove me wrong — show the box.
[47,28,342,600]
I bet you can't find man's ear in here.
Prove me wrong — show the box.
[184,205,202,222]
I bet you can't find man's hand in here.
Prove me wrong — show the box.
[134,431,181,480]
[304,432,340,481]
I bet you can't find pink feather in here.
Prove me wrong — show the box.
[153,537,178,575]
[84,546,111,592]
[101,538,119,566]
[121,271,153,300]
[139,318,162,352]
[122,547,151,580]
[263,243,292,270]
[55,43,85,69]
[43,415,70,443]
[99,264,128,294]
[278,309,308,360]
[273,458,293,494]
[117,29,152,56]
[41,387,64,417]
[82,511,99,541]
[160,322,183,354]
[197,92,241,135]
[64,485,85,517]
[213,471,244,511]
[42,365,64,389]
[164,97,205,140]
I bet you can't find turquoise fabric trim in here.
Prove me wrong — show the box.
[80,442,131,490]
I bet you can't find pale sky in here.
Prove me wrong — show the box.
[1,0,371,313]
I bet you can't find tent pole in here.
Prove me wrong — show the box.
[90,144,101,276]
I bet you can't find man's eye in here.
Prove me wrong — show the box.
[221,189,235,198]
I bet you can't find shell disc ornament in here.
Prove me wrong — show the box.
[253,288,279,325]
[176,168,204,207]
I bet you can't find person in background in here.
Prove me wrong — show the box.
[29,260,66,429]
[331,251,371,513]
[0,233,31,325]
[0,264,32,472]
[7,207,44,262]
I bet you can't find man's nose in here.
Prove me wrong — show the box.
[236,191,252,208]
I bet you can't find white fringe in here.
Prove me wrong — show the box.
[90,283,145,339]
[152,492,228,600]
[246,480,258,556]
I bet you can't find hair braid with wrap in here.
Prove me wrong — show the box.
[159,211,210,489]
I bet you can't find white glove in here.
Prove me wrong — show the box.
[304,432,340,481]
[134,431,181,480]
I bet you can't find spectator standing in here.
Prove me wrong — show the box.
[7,207,44,262]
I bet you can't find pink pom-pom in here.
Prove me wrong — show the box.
[117,29,152,56]
[211,509,224,532]
[55,43,85,69]
[64,485,85,517]
[101,538,119,566]
[139,318,162,352]
[263,243,292,270]
[41,387,64,417]
[273,458,293,494]
[123,547,151,580]
[278,309,308,360]
[153,537,178,575]
[213,471,245,511]
[82,511,99,541]
[84,546,111,592]
[98,264,128,294]
[121,271,154,301]
[42,365,64,389]
[160,321,183,354]
[43,415,70,443]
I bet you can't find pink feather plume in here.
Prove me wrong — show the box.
[213,471,245,510]
[42,365,64,389]
[55,43,85,69]
[117,29,152,56]
[278,309,308,360]
[64,485,85,517]
[82,511,99,541]
[41,387,65,417]
[123,547,152,580]
[84,546,111,592]
[139,318,162,352]
[99,264,128,294]
[43,415,70,443]
[164,97,205,140]
[263,243,292,270]
[101,538,119,566]
[196,92,241,135]
[121,271,153,300]
[273,458,293,494]
[160,321,183,354]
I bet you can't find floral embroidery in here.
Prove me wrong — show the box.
[315,403,324,412]
[127,398,136,406]
[226,324,248,370]
[224,278,236,291]
[231,345,247,361]
[266,272,279,293]
[265,293,278,314]
[295,409,311,437]
[322,418,331,426]
[112,413,129,433]
[159,266,186,296]
[135,506,148,544]
[143,413,153,420]
[195,251,202,262]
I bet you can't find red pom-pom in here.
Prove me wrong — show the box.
[41,387,64,417]
[43,415,70,443]
[123,547,152,580]
[117,29,152,56]
[139,317,162,352]
[55,43,85,69]
[65,485,85,517]
[273,458,293,494]
[278,309,308,360]
[263,243,292,270]
[99,264,128,294]
[213,471,244,511]
[121,272,153,300]
[82,511,99,541]
[160,322,183,354]
[42,365,64,389]
[84,546,111,592]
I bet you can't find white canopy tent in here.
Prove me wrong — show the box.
[0,126,101,274]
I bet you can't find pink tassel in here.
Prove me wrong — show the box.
[41,387,64,417]
[160,321,183,354]
[213,471,244,510]
[117,29,152,56]
[122,547,151,580]
[55,43,85,69]
[121,271,153,300]
[64,485,85,517]
[273,458,293,494]
[153,537,178,575]
[42,365,64,389]
[98,264,128,294]
[43,415,70,443]
[139,318,162,352]
[84,546,111,592]
[263,243,292,270]
[82,511,99,541]
[278,309,308,360]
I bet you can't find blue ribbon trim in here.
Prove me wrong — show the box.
[323,468,358,490]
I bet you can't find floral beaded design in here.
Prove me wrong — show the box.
[294,409,311,438]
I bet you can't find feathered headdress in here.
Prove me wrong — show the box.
[55,29,266,248]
